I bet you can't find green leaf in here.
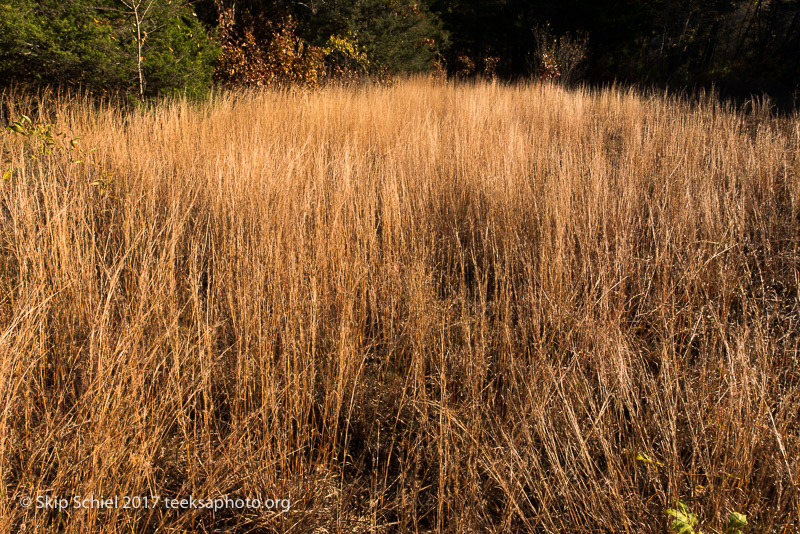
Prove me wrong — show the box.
[667,500,697,534]
[677,500,692,517]
[725,512,747,533]
[2,169,12,181]
[635,451,664,465]
[727,512,747,528]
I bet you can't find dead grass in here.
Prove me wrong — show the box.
[1,78,799,533]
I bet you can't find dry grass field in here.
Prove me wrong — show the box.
[1,78,799,533]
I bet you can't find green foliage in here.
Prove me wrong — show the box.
[667,500,699,534]
[0,0,119,88]
[0,0,218,96]
[129,1,220,97]
[725,512,748,534]
[3,0,797,96]
[632,453,749,534]
[664,499,748,534]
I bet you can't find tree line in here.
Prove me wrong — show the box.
[1,0,798,104]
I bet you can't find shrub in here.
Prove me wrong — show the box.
[530,23,589,84]
[214,12,377,88]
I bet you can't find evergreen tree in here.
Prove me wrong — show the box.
[0,0,218,96]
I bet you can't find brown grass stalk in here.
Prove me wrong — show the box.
[0,78,798,532]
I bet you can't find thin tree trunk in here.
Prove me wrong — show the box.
[134,3,144,98]
[121,0,154,98]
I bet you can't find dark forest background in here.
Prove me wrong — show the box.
[2,0,799,106]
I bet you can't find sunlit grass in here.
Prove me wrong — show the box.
[1,78,798,533]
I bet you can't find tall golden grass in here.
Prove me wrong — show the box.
[1,78,798,533]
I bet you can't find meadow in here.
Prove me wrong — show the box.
[1,78,798,533]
